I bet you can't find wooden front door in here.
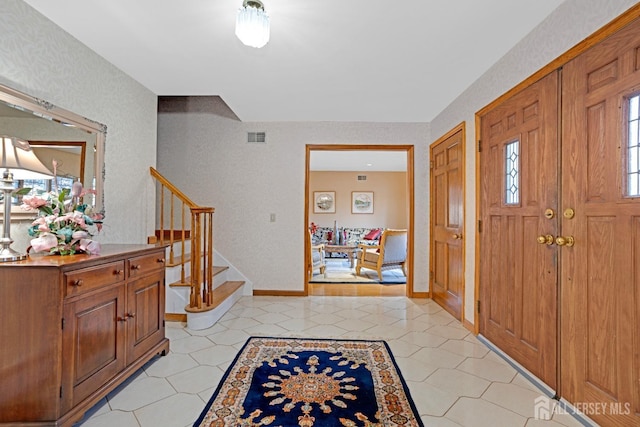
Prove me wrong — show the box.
[430,125,464,319]
[560,18,640,425]
[479,72,559,389]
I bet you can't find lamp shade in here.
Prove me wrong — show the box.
[1,136,53,180]
[235,0,270,48]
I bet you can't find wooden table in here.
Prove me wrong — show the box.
[324,244,359,268]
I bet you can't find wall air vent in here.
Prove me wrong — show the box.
[357,175,367,181]
[247,132,266,143]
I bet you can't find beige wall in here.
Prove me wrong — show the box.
[1,0,158,252]
[309,171,407,229]
[157,108,430,293]
[12,0,634,326]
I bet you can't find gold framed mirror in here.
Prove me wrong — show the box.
[0,84,105,217]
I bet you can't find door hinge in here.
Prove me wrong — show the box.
[429,160,434,169]
[478,220,482,233]
[60,386,63,398]
[477,300,481,313]
[163,320,165,327]
[61,318,65,330]
[478,140,482,152]
[429,271,434,280]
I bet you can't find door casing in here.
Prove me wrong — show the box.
[304,144,416,297]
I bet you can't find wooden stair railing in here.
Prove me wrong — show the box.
[150,167,215,312]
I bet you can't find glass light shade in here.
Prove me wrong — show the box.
[1,136,53,179]
[235,0,270,48]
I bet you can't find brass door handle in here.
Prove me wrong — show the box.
[452,233,463,240]
[555,236,575,247]
[537,235,554,245]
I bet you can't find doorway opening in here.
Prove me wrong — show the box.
[305,144,415,297]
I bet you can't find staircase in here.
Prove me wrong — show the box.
[150,167,249,330]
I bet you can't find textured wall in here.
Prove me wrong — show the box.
[157,106,430,293]
[0,0,158,251]
[6,0,633,325]
[429,0,640,324]
[309,171,408,229]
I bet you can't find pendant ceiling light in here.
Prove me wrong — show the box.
[235,0,270,48]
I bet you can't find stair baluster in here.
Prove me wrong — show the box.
[150,167,216,312]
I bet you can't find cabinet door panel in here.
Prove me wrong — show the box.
[127,271,166,363]
[62,284,126,411]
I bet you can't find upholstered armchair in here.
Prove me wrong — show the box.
[355,229,407,280]
[308,230,326,278]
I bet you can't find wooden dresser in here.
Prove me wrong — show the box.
[0,244,170,426]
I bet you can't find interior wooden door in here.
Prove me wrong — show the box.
[560,17,640,425]
[430,125,464,319]
[479,71,559,389]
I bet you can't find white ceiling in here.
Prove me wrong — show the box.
[310,151,407,172]
[23,0,566,123]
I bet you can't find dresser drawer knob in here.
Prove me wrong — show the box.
[72,279,83,287]
[157,258,165,264]
[126,312,136,319]
[114,269,124,276]
[117,316,128,322]
[131,264,141,271]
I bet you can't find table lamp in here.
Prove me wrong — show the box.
[1,136,53,262]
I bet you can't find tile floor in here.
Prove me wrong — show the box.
[74,296,590,427]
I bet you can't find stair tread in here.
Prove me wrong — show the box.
[165,253,224,268]
[169,266,230,287]
[185,281,244,313]
[166,253,192,268]
[155,229,191,240]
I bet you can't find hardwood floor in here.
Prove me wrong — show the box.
[309,282,406,296]
[309,257,407,297]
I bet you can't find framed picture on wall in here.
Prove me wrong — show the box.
[352,191,374,214]
[313,191,336,213]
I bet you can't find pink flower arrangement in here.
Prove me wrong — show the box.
[22,186,103,255]
[20,162,103,255]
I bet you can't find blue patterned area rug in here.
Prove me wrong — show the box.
[194,337,423,427]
